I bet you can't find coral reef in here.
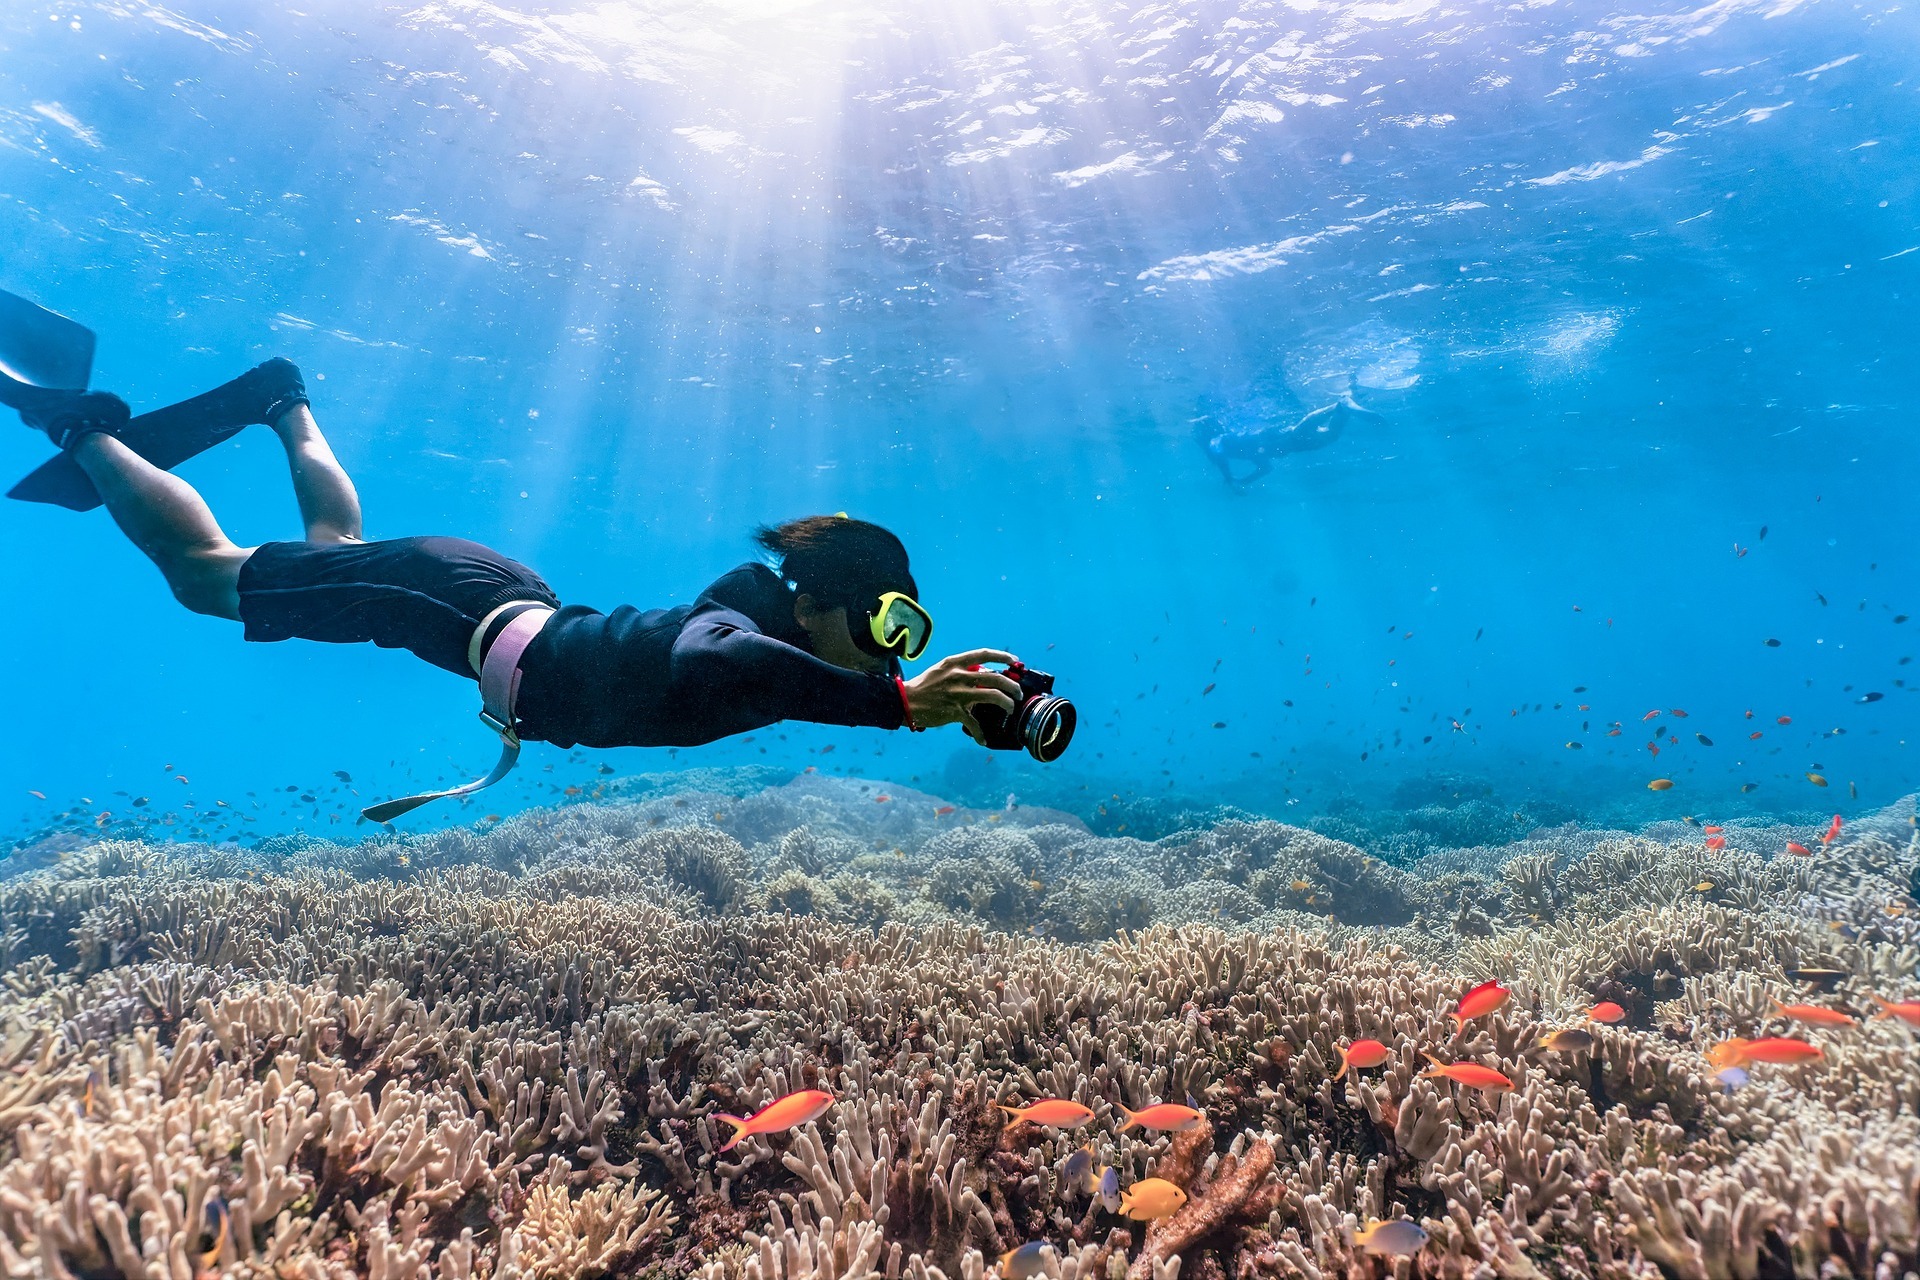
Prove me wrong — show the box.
[0,773,1916,1279]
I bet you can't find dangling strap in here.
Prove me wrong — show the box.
[361,606,555,824]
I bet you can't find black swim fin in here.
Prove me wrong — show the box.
[0,288,94,394]
[9,354,309,512]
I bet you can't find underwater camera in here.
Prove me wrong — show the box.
[971,663,1076,762]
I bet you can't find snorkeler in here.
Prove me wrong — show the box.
[1195,392,1385,488]
[0,289,1040,821]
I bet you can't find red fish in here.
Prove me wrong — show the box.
[1785,841,1811,856]
[1588,1002,1626,1024]
[934,805,956,816]
[1647,742,1661,759]
[1334,1039,1391,1080]
[1710,1037,1823,1069]
[1450,980,1511,1028]
[1420,1054,1513,1092]
[1870,996,1920,1028]
[1115,1102,1204,1132]
[1739,1037,1826,1065]
[1771,1001,1854,1028]
[874,794,892,803]
[715,1089,836,1150]
[1705,835,1726,850]
[1776,716,1792,725]
[998,1098,1094,1127]
[1642,710,1661,722]
[1750,731,1763,740]
[1670,709,1689,718]
[1819,814,1842,846]
[1703,825,1723,833]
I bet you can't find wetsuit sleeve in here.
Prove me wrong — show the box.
[670,617,906,730]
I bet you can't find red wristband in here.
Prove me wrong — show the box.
[895,676,922,731]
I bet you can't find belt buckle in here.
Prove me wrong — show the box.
[479,708,519,746]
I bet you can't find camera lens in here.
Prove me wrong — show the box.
[1018,695,1076,762]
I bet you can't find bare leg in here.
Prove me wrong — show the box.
[68,434,248,619]
[271,404,362,542]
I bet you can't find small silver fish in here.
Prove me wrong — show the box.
[1060,1145,1097,1197]
[1097,1166,1121,1213]
[1355,1219,1429,1258]
[1538,1029,1595,1053]
[999,1242,1051,1280]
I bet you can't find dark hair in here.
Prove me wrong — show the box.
[753,515,918,612]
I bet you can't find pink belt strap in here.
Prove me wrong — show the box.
[361,605,555,824]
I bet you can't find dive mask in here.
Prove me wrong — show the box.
[868,591,933,661]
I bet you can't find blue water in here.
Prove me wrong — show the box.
[2,0,1915,847]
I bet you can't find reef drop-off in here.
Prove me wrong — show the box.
[0,772,1916,1280]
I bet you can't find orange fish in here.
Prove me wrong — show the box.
[1703,825,1723,833]
[199,1197,229,1272]
[1776,716,1792,725]
[1749,731,1763,740]
[1450,980,1511,1028]
[1771,1001,1854,1028]
[1819,814,1842,845]
[1648,779,1674,791]
[1607,728,1622,737]
[1807,773,1828,787]
[1869,996,1920,1027]
[874,794,892,803]
[1334,1039,1391,1080]
[1642,710,1661,721]
[715,1089,835,1151]
[1420,1054,1513,1092]
[1705,835,1726,851]
[1785,841,1811,856]
[1588,1001,1626,1024]
[1115,1101,1205,1132]
[998,1098,1094,1127]
[1710,1037,1823,1069]
[934,805,956,816]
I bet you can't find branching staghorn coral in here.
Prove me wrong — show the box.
[0,779,1917,1280]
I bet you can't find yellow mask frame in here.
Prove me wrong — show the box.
[869,591,933,661]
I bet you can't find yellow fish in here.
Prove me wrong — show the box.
[1118,1177,1187,1221]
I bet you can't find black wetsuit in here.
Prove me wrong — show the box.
[237,538,907,748]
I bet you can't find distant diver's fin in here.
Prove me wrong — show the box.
[10,357,309,511]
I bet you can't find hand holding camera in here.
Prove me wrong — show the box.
[902,650,1076,761]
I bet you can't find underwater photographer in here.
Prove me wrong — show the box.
[0,290,1074,821]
